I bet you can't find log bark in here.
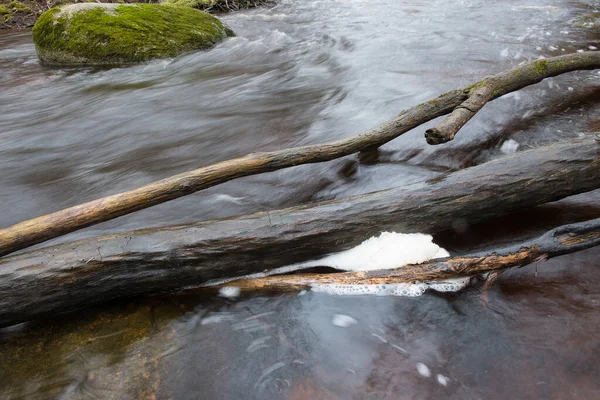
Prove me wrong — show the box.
[0,136,598,327]
[1,51,598,257]
[211,218,600,293]
[424,52,600,144]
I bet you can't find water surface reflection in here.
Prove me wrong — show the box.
[0,0,599,398]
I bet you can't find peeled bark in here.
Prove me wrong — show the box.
[0,136,598,327]
[211,218,600,293]
[1,51,598,257]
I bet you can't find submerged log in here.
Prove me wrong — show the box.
[0,52,598,257]
[0,136,598,327]
[212,218,600,293]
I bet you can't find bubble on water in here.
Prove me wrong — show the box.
[219,286,241,299]
[437,374,450,386]
[500,139,519,154]
[428,277,471,292]
[331,314,358,328]
[416,362,431,378]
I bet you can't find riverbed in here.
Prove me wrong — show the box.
[1,0,599,398]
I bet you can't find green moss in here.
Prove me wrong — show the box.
[8,0,32,12]
[532,59,549,75]
[162,0,213,8]
[32,3,235,65]
[0,5,10,15]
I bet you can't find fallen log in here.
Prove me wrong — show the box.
[210,218,600,293]
[0,136,598,327]
[0,51,598,257]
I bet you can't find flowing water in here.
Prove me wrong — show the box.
[1,0,600,398]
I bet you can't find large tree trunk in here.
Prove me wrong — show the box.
[1,52,598,257]
[0,136,598,327]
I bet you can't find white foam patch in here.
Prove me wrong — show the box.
[312,277,470,297]
[437,374,450,386]
[416,362,431,378]
[500,139,519,154]
[331,314,358,328]
[291,232,450,272]
[219,286,241,299]
[203,231,469,298]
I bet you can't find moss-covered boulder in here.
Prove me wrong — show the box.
[32,3,235,66]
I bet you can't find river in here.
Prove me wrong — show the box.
[0,0,599,398]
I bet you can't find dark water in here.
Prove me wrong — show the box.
[1,0,600,398]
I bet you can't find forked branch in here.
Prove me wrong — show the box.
[425,52,600,144]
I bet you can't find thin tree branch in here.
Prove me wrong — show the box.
[425,52,600,144]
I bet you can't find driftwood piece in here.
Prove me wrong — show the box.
[212,219,600,293]
[0,52,599,257]
[424,52,600,144]
[0,136,598,327]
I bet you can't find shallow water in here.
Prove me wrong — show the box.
[0,0,599,398]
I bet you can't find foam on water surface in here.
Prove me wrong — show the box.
[204,232,470,297]
[219,286,241,299]
[331,314,358,328]
[312,278,470,297]
[296,232,469,297]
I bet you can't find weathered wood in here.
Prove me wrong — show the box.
[1,52,598,257]
[425,52,600,144]
[0,136,598,327]
[211,219,600,293]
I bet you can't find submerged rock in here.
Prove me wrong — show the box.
[32,3,235,66]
